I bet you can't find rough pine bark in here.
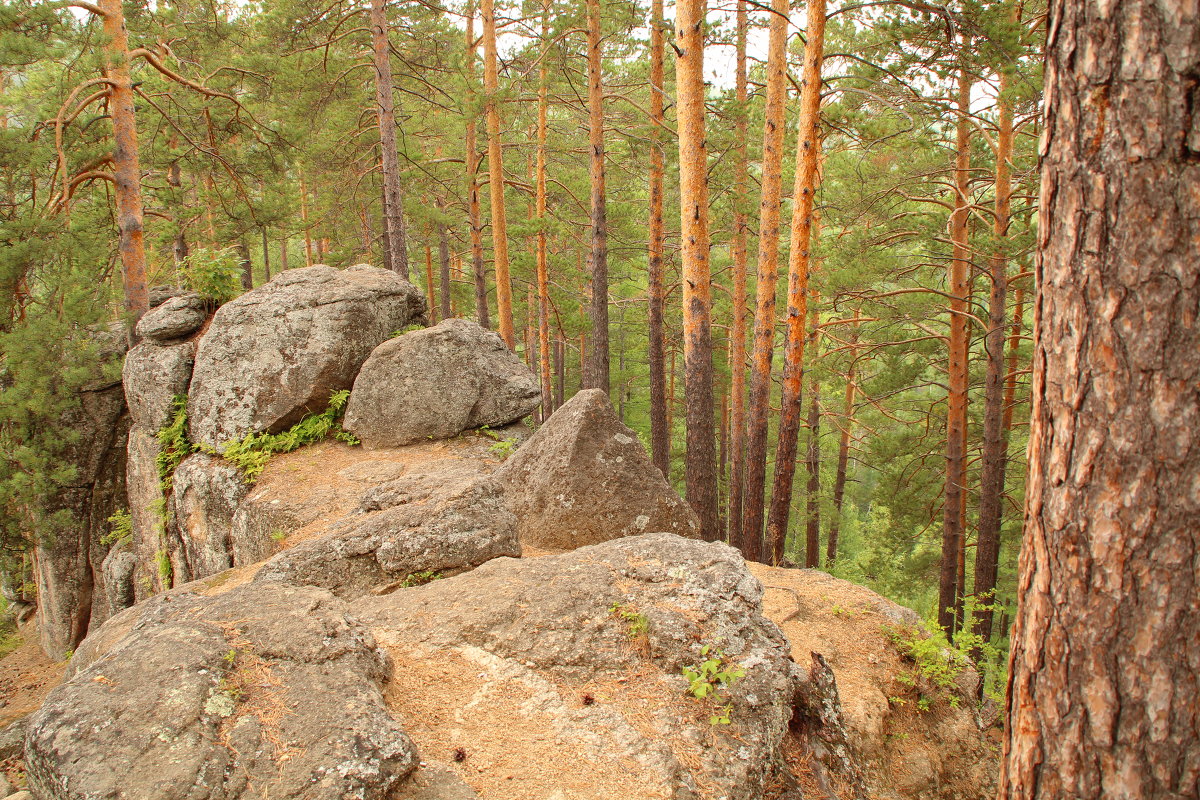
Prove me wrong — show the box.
[938,65,972,635]
[727,0,749,549]
[740,0,790,562]
[464,4,490,329]
[765,0,825,565]
[370,0,410,280]
[481,0,516,347]
[675,0,718,542]
[437,200,452,320]
[646,0,670,478]
[999,3,1200,797]
[583,0,610,393]
[804,379,821,568]
[972,70,1014,651]
[99,0,148,322]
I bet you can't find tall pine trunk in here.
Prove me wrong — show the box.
[464,3,490,329]
[481,0,516,347]
[535,0,553,419]
[674,0,718,541]
[938,65,972,635]
[972,70,1013,652]
[583,0,610,392]
[727,0,749,548]
[764,0,825,565]
[999,2,1200,795]
[646,0,669,478]
[804,379,820,567]
[100,0,149,322]
[370,0,410,280]
[827,310,859,565]
[740,0,790,562]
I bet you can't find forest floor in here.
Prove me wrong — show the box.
[0,622,64,730]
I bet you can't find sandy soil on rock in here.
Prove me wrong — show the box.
[0,623,65,730]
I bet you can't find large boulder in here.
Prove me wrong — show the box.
[168,454,250,585]
[343,318,540,449]
[134,292,207,342]
[751,563,998,800]
[124,427,168,602]
[122,340,195,430]
[358,533,800,799]
[26,582,417,800]
[253,462,518,599]
[494,388,700,549]
[187,265,426,451]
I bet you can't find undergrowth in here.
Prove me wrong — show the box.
[220,389,358,481]
[682,643,745,725]
[101,508,132,546]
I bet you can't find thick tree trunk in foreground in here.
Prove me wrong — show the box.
[938,65,972,635]
[370,0,410,280]
[740,0,790,562]
[972,70,1013,652]
[99,0,148,322]
[999,3,1200,797]
[481,0,516,347]
[675,0,718,541]
[765,0,825,565]
[727,0,749,549]
[583,0,610,393]
[646,0,669,478]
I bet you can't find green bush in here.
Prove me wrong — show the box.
[179,247,243,304]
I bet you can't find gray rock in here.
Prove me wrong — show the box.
[27,582,417,800]
[188,265,426,451]
[148,285,186,308]
[254,466,518,599]
[125,427,168,602]
[134,292,207,341]
[5,791,31,800]
[169,454,249,584]
[0,714,28,760]
[343,318,540,449]
[100,537,137,613]
[358,533,800,799]
[122,340,195,430]
[493,388,700,550]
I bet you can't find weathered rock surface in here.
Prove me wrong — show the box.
[122,340,195,430]
[148,285,186,308]
[35,332,131,660]
[134,292,207,342]
[254,460,518,598]
[188,265,426,451]
[124,427,168,602]
[343,319,540,449]
[27,582,417,800]
[751,564,998,800]
[100,538,137,613]
[360,533,799,799]
[494,388,700,549]
[168,454,250,584]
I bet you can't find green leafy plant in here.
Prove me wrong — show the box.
[179,247,243,304]
[488,437,518,460]
[155,395,196,494]
[682,644,745,724]
[608,602,650,640]
[269,529,288,543]
[155,548,173,588]
[400,570,443,588]
[389,324,425,338]
[220,390,357,481]
[102,508,133,546]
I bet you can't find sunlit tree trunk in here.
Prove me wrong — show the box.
[765,0,825,565]
[675,0,718,541]
[1000,2,1200,795]
[646,0,669,478]
[481,0,516,348]
[99,0,148,321]
[727,0,749,548]
[583,0,610,392]
[740,0,790,563]
[370,0,410,280]
[938,64,972,635]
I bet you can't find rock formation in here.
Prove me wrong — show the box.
[343,318,540,449]
[187,265,426,451]
[494,388,700,549]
